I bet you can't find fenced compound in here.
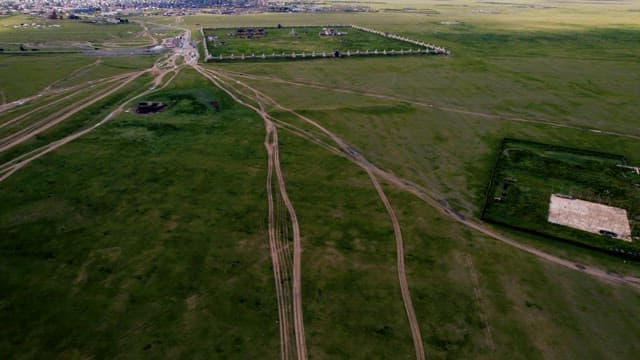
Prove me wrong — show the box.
[200,26,210,60]
[481,138,640,260]
[201,24,449,62]
[548,194,632,242]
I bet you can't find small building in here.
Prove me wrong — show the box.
[319,27,346,36]
[136,101,166,114]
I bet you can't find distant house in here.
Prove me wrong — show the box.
[136,101,166,114]
[319,27,346,36]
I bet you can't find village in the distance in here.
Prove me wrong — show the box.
[0,0,373,17]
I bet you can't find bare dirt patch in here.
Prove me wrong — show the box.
[548,194,632,241]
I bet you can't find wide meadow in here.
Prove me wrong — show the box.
[1,2,640,358]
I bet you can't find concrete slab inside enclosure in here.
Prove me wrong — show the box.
[548,194,632,241]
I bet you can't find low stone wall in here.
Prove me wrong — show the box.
[203,24,449,62]
[350,24,450,55]
[200,27,210,60]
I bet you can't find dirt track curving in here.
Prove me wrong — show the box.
[0,73,134,130]
[222,70,640,141]
[0,63,180,183]
[0,71,147,154]
[211,68,640,293]
[266,125,293,359]
[134,20,159,47]
[368,170,426,360]
[4,32,640,359]
[195,66,307,360]
[205,67,426,358]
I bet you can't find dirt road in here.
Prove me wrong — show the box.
[215,69,640,289]
[134,20,159,46]
[368,170,426,360]
[0,73,134,131]
[4,40,639,359]
[0,64,180,183]
[266,123,293,359]
[0,71,147,153]
[43,58,103,92]
[195,66,307,360]
[206,67,430,358]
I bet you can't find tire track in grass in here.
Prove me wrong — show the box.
[0,63,134,115]
[0,63,181,182]
[261,91,295,360]
[198,65,640,360]
[0,71,147,153]
[220,70,640,141]
[266,129,293,359]
[209,68,424,358]
[0,73,134,130]
[195,66,306,359]
[271,123,307,360]
[465,254,495,353]
[213,68,640,291]
[42,58,103,92]
[368,170,426,360]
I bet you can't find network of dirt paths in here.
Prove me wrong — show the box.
[2,47,640,360]
[200,67,640,360]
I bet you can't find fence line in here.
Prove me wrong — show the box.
[203,24,449,62]
[350,24,449,55]
[200,27,211,60]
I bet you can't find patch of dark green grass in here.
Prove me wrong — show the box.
[0,69,279,358]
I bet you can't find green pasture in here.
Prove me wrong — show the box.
[197,2,640,273]
[0,69,280,358]
[0,54,156,103]
[2,2,640,358]
[0,54,94,103]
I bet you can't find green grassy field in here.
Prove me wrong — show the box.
[204,26,419,57]
[0,54,156,103]
[0,54,94,102]
[2,1,640,358]
[0,15,142,44]
[482,139,640,258]
[0,69,281,358]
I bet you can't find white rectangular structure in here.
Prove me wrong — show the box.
[548,194,632,242]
